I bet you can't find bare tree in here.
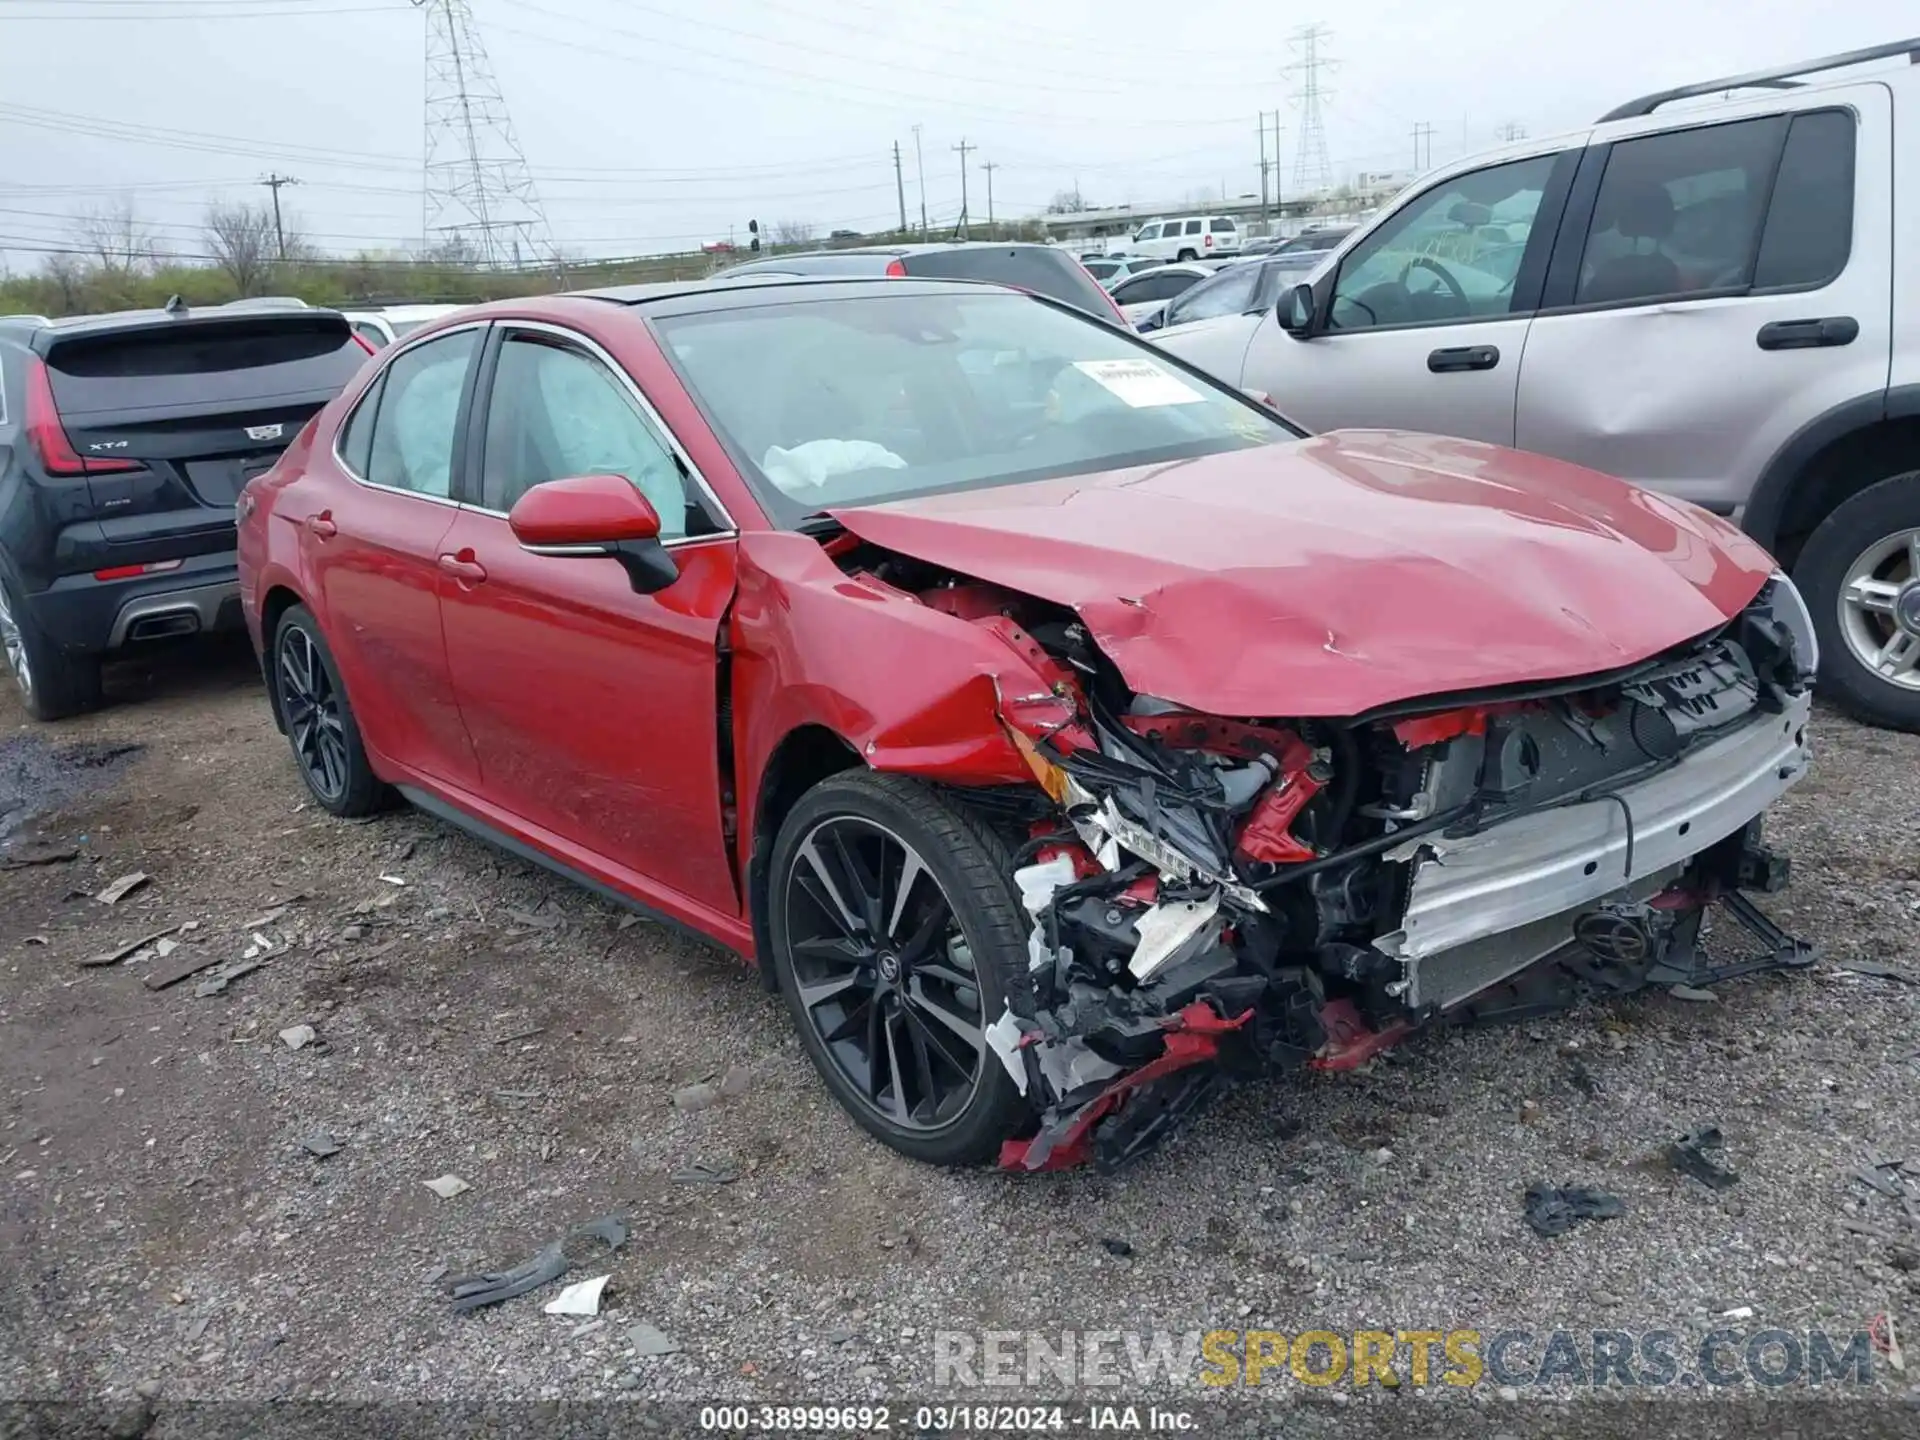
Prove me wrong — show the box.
[73,200,156,275]
[204,201,280,296]
[1046,188,1092,214]
[769,219,816,247]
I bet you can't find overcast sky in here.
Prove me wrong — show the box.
[0,0,1910,268]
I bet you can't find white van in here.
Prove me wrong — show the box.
[1128,215,1241,261]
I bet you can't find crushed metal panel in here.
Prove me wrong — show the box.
[1380,692,1811,965]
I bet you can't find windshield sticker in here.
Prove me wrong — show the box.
[1072,359,1206,408]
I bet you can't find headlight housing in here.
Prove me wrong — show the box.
[1759,571,1819,682]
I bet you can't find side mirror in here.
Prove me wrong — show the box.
[1278,281,1318,338]
[507,473,678,594]
[1134,306,1164,333]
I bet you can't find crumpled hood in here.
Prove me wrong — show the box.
[830,430,1777,716]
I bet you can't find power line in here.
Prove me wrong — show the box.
[1283,24,1336,196]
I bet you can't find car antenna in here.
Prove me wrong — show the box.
[164,294,187,315]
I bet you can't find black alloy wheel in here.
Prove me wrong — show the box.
[786,815,985,1128]
[279,624,348,802]
[768,772,1034,1165]
[271,604,385,816]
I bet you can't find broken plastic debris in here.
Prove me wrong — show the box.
[984,1003,1029,1094]
[242,904,291,930]
[378,874,407,887]
[1013,855,1077,917]
[628,1322,681,1357]
[278,1024,317,1051]
[670,1159,741,1185]
[423,1174,471,1200]
[1668,1126,1739,1190]
[543,1274,610,1317]
[94,872,150,905]
[78,925,182,969]
[444,1214,628,1313]
[300,1131,341,1159]
[1721,1305,1755,1320]
[1127,893,1221,980]
[1523,1182,1623,1238]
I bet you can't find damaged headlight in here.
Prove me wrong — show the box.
[1757,570,1819,682]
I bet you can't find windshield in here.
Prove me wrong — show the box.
[654,290,1300,527]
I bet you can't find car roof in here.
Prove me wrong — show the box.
[734,240,1056,263]
[576,274,1021,317]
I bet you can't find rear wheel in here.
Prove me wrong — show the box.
[0,558,101,722]
[1176,248,1199,262]
[1793,470,1920,732]
[766,772,1035,1166]
[270,603,386,815]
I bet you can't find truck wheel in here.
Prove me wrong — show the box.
[1176,248,1199,262]
[1792,470,1920,732]
[0,561,102,721]
[766,771,1036,1166]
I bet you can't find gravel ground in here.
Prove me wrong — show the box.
[2,636,1918,1435]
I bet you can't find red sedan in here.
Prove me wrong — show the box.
[238,278,1819,1172]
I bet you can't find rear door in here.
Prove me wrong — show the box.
[1515,89,1894,512]
[304,324,483,787]
[1236,148,1579,443]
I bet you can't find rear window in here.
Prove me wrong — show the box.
[47,317,364,418]
[900,248,1117,322]
[1209,219,1236,233]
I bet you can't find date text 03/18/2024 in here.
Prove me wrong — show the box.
[698,1405,1196,1432]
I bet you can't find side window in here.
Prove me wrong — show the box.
[1184,220,1205,236]
[1575,117,1781,306]
[1209,219,1236,234]
[352,321,390,350]
[364,329,476,497]
[1329,153,1555,331]
[1752,110,1854,290]
[480,333,705,540]
[1169,264,1260,324]
[1135,224,1160,242]
[336,370,386,477]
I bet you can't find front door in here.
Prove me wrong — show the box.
[304,325,483,786]
[1240,149,1577,446]
[1515,89,1894,514]
[437,323,740,918]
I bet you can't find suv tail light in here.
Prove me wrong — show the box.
[884,258,908,277]
[23,356,140,476]
[1204,233,1214,249]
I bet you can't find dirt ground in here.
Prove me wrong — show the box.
[2,636,1918,1431]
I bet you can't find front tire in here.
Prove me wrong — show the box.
[270,603,386,815]
[1792,470,1920,732]
[766,772,1035,1166]
[1176,248,1199,262]
[0,557,101,722]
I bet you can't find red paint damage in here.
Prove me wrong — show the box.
[831,430,1775,717]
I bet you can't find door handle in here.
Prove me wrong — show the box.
[437,552,488,584]
[303,512,337,539]
[1427,344,1500,373]
[1756,316,1858,350]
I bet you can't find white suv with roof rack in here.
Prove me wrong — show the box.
[1158,37,1920,732]
[1127,214,1241,262]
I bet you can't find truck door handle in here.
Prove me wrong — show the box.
[437,552,488,584]
[1756,316,1858,350]
[303,512,337,539]
[1427,344,1500,373]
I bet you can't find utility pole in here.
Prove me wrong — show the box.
[1257,113,1270,224]
[892,140,907,235]
[260,173,299,260]
[981,160,998,237]
[1411,121,1434,171]
[912,124,928,240]
[1271,112,1285,217]
[952,137,975,236]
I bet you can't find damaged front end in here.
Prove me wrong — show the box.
[835,542,1819,1174]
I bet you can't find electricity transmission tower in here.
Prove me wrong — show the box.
[413,0,551,267]
[1282,24,1336,198]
